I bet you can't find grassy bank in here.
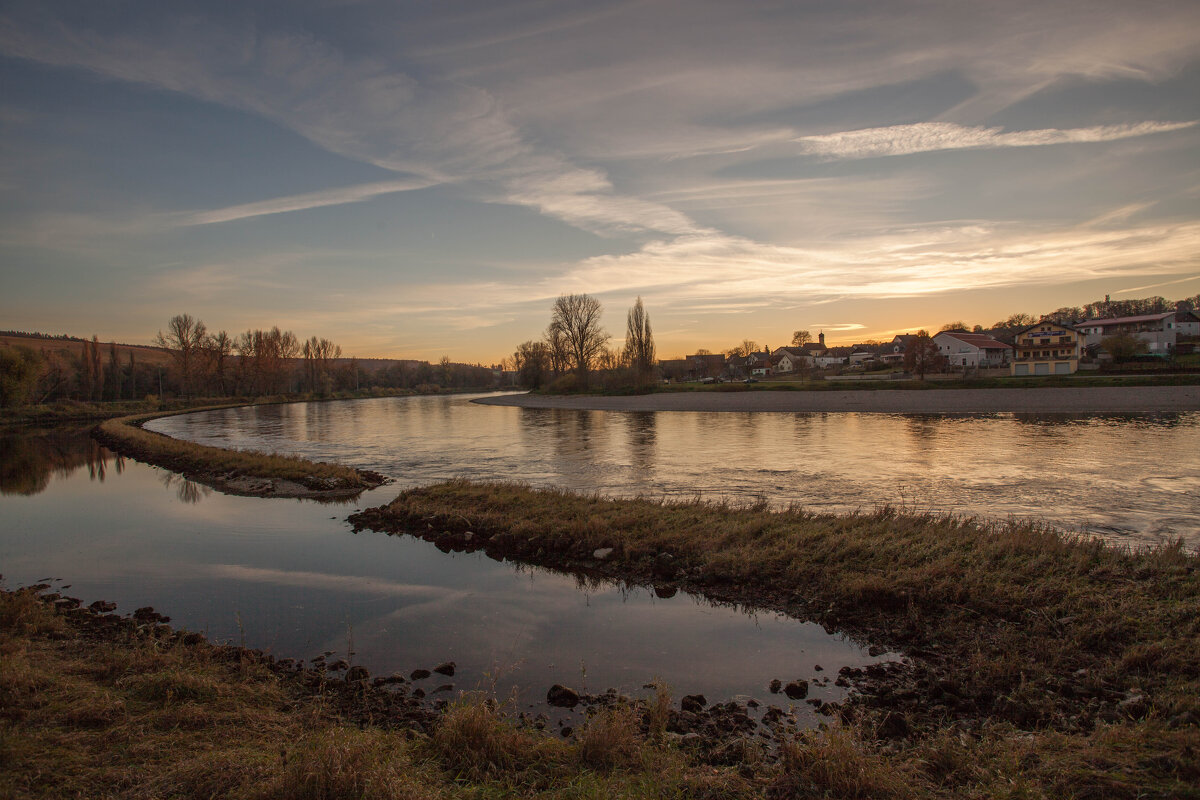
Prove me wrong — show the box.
[0,585,765,799]
[94,407,386,498]
[350,480,1200,798]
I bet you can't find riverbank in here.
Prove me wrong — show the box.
[476,384,1200,413]
[350,480,1200,799]
[94,407,387,499]
[2,584,775,799]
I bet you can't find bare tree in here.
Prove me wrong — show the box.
[623,296,656,384]
[514,340,550,389]
[726,339,759,359]
[550,294,609,388]
[156,314,207,397]
[939,321,968,332]
[204,331,233,396]
[791,330,812,347]
[904,330,944,379]
[303,336,342,394]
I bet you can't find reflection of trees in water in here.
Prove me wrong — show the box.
[159,472,211,504]
[0,427,123,496]
[626,412,656,475]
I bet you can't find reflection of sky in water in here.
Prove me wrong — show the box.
[149,394,1200,548]
[0,444,880,718]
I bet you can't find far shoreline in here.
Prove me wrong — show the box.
[475,385,1200,414]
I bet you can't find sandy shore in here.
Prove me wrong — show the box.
[475,385,1200,413]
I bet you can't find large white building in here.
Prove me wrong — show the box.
[1076,312,1178,354]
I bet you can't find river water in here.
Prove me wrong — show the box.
[1,395,1196,720]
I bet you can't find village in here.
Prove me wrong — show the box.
[659,308,1200,383]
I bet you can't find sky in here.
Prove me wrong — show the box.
[1,0,1198,363]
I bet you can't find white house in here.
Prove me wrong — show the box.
[771,347,811,374]
[1075,312,1178,354]
[933,331,1013,368]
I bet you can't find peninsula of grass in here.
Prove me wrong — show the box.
[94,407,386,499]
[350,480,1200,798]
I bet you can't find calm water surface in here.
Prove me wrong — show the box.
[150,393,1200,546]
[0,423,880,721]
[2,396,1196,719]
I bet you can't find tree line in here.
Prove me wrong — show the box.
[0,313,501,408]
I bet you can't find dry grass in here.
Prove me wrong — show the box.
[96,409,373,490]
[357,480,1200,799]
[1,588,759,800]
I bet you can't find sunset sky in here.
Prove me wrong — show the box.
[2,1,1198,362]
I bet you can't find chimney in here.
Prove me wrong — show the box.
[818,332,825,346]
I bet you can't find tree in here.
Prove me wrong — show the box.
[0,345,43,408]
[726,340,758,358]
[155,314,207,397]
[204,331,234,396]
[904,330,944,379]
[939,321,968,333]
[303,336,342,394]
[549,294,609,388]
[623,297,656,384]
[514,340,550,389]
[791,330,812,347]
[1100,333,1148,363]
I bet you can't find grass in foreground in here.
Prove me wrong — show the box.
[5,569,1198,799]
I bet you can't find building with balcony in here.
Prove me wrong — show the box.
[1075,311,1177,355]
[1011,322,1081,376]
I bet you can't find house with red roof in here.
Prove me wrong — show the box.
[933,331,1013,368]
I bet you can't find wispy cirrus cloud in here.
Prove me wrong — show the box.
[796,121,1197,160]
[177,178,437,226]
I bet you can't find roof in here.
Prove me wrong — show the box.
[800,342,827,352]
[1080,312,1176,326]
[1174,310,1199,322]
[933,331,1012,350]
[773,347,810,359]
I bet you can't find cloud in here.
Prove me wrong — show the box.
[177,178,437,226]
[795,121,1198,160]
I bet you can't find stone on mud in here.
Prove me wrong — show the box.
[784,680,809,700]
[433,661,456,676]
[547,684,581,708]
[681,694,707,713]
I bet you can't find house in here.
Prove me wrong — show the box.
[771,347,812,374]
[1075,311,1178,355]
[1174,309,1200,338]
[685,353,726,380]
[847,349,876,366]
[889,334,917,354]
[933,331,1013,368]
[815,346,850,368]
[750,363,771,378]
[1011,321,1081,376]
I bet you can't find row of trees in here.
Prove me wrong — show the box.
[511,295,656,390]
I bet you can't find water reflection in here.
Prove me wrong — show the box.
[145,395,1200,548]
[0,426,123,495]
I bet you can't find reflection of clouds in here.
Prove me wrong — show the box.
[203,564,465,602]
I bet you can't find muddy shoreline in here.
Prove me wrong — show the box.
[475,384,1200,413]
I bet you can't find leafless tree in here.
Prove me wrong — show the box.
[904,330,944,379]
[514,340,550,389]
[303,336,342,394]
[156,314,208,397]
[623,296,656,384]
[791,330,812,347]
[204,331,233,396]
[726,339,759,359]
[549,294,608,388]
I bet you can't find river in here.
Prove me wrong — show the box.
[1,394,1196,720]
